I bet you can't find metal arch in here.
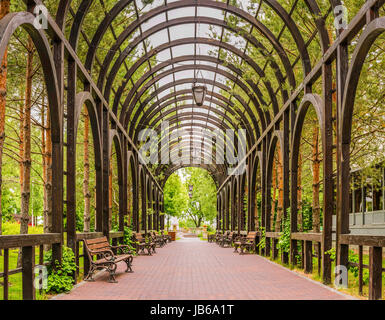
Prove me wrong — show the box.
[117,47,276,129]
[102,23,282,115]
[122,77,261,139]
[153,126,239,165]
[165,140,228,167]
[150,115,245,152]
[121,78,263,136]
[163,152,227,174]
[101,16,291,103]
[84,0,132,71]
[139,105,249,150]
[108,129,122,160]
[121,62,268,131]
[289,93,324,238]
[0,12,61,142]
[157,160,224,178]
[55,0,72,30]
[341,17,385,145]
[303,0,331,54]
[94,0,297,94]
[161,164,221,188]
[142,105,239,133]
[148,120,245,164]
[250,150,263,196]
[265,130,284,232]
[132,92,255,144]
[118,46,272,136]
[68,0,94,49]
[108,130,124,206]
[291,94,324,155]
[165,139,227,163]
[263,0,311,76]
[74,91,103,171]
[128,84,260,141]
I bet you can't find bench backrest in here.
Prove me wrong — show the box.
[134,232,145,242]
[246,232,258,241]
[84,237,111,260]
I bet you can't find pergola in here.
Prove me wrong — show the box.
[0,0,384,300]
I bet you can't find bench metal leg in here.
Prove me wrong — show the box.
[124,257,134,273]
[84,265,96,282]
[107,264,118,283]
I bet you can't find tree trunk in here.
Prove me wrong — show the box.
[83,110,91,232]
[276,147,284,231]
[18,37,34,267]
[312,126,321,233]
[297,153,303,231]
[0,0,10,240]
[270,155,277,230]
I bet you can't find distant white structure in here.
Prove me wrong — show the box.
[165,215,180,230]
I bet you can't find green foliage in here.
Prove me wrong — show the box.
[122,226,137,254]
[277,212,291,254]
[257,227,266,250]
[300,200,313,231]
[324,248,370,285]
[164,173,188,217]
[43,246,76,293]
[183,168,217,227]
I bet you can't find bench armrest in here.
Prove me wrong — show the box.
[89,249,115,261]
[111,245,133,255]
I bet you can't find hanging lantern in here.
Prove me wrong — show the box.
[192,85,207,106]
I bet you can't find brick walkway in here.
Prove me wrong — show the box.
[55,235,351,300]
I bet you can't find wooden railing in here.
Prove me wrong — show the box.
[253,230,384,299]
[339,234,384,299]
[0,234,61,300]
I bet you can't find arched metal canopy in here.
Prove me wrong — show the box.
[59,0,331,183]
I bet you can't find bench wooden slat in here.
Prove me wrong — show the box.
[85,237,108,245]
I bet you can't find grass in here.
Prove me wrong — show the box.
[266,249,385,300]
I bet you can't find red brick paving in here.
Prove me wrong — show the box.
[54,236,351,300]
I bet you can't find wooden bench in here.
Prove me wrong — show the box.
[217,231,229,246]
[161,230,172,243]
[234,231,258,254]
[222,231,236,248]
[83,236,133,283]
[133,232,156,255]
[150,231,165,247]
[208,231,220,243]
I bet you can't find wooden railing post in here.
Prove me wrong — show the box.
[369,246,382,300]
[304,240,313,274]
[3,249,9,300]
[358,245,363,295]
[22,246,35,300]
[272,238,278,260]
[83,240,90,279]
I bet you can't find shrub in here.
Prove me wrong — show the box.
[257,227,266,250]
[43,246,77,293]
[122,226,137,254]
[277,214,291,254]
